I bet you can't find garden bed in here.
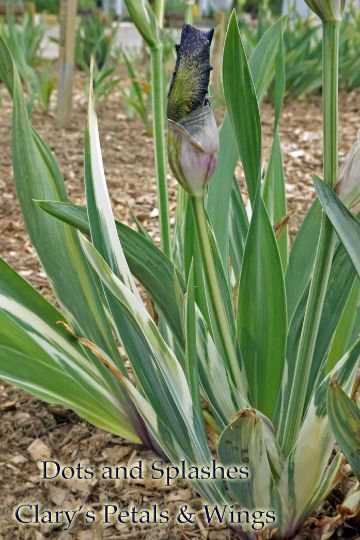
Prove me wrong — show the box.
[1,69,360,539]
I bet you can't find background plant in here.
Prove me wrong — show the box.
[75,12,117,71]
[0,7,56,114]
[1,1,360,539]
[238,1,360,99]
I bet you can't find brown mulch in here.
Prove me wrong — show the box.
[1,70,360,540]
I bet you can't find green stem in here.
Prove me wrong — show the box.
[150,46,172,259]
[323,22,340,189]
[185,0,195,24]
[155,0,165,28]
[191,196,247,397]
[280,22,340,456]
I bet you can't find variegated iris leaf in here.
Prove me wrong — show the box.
[218,409,289,538]
[327,377,360,482]
[0,257,142,442]
[278,341,360,536]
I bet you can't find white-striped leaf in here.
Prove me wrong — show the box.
[86,62,141,300]
[35,200,185,346]
[327,379,360,482]
[79,234,213,463]
[278,341,360,533]
[0,259,140,442]
[218,409,288,537]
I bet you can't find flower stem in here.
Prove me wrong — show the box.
[185,0,195,25]
[280,21,340,456]
[155,0,165,28]
[150,45,172,259]
[191,196,247,397]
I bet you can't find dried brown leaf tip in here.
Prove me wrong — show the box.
[56,321,125,384]
[229,407,259,424]
[329,374,340,388]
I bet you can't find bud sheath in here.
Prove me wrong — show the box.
[334,130,360,208]
[303,0,346,22]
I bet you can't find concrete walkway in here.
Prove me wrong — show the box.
[40,22,180,60]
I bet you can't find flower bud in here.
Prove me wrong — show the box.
[303,0,346,22]
[167,23,218,197]
[334,130,360,208]
[167,105,219,197]
[124,0,160,50]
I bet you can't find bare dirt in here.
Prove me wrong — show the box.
[1,71,360,540]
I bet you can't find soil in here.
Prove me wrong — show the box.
[1,71,360,540]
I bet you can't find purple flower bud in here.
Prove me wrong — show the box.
[167,105,219,197]
[167,23,218,196]
[334,130,360,208]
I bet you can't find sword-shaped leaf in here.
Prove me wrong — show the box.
[218,409,288,537]
[285,199,322,322]
[223,10,262,206]
[196,307,247,430]
[278,341,360,534]
[36,200,185,346]
[86,62,141,300]
[275,240,357,438]
[228,176,249,280]
[327,378,360,482]
[0,258,140,442]
[262,28,287,271]
[208,16,286,268]
[185,261,205,433]
[314,175,360,280]
[237,191,287,419]
[0,35,124,370]
[79,234,212,462]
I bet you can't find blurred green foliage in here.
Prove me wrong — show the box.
[239,2,360,99]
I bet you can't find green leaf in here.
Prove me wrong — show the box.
[262,130,287,271]
[306,241,358,405]
[0,36,124,370]
[262,29,287,270]
[86,67,140,299]
[237,193,287,419]
[0,257,139,442]
[228,176,249,280]
[222,10,261,206]
[185,262,205,434]
[275,240,357,436]
[274,26,285,130]
[0,343,138,440]
[326,279,360,374]
[184,199,211,330]
[127,203,154,243]
[327,379,360,482]
[250,15,288,104]
[279,341,360,531]
[207,15,286,268]
[285,199,322,322]
[85,68,153,376]
[218,410,288,535]
[35,200,185,347]
[348,302,360,349]
[314,175,360,281]
[207,214,236,340]
[116,375,229,505]
[196,307,247,431]
[123,51,146,112]
[79,234,212,465]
